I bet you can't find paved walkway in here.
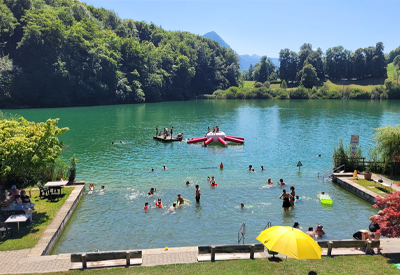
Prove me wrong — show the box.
[1,238,400,273]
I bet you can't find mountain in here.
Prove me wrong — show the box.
[202,31,279,71]
[203,31,230,49]
[239,54,280,71]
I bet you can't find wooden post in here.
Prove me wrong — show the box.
[126,251,130,266]
[82,253,87,269]
[250,244,255,259]
[327,241,333,256]
[211,246,215,262]
[365,240,372,254]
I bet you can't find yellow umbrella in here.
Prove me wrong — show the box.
[257,226,322,274]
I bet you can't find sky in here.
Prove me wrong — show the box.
[83,0,399,57]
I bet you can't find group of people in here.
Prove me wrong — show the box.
[292,222,326,238]
[4,185,34,223]
[208,126,220,134]
[155,126,174,138]
[143,184,201,211]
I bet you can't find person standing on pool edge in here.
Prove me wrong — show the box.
[195,185,201,203]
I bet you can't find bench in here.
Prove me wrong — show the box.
[318,240,380,256]
[198,244,265,262]
[373,179,392,192]
[71,250,142,268]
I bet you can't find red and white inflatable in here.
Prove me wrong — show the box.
[187,131,244,146]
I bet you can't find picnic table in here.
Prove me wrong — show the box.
[5,214,30,233]
[45,181,68,194]
[1,203,35,218]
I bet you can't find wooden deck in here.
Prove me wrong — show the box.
[153,135,183,142]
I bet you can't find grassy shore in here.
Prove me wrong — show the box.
[351,179,396,194]
[0,187,73,251]
[25,254,400,275]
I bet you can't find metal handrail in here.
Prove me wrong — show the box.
[333,164,346,173]
[238,222,245,244]
[264,221,271,230]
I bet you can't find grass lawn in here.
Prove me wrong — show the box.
[25,254,400,275]
[242,80,255,89]
[351,179,395,194]
[0,187,73,251]
[387,62,396,79]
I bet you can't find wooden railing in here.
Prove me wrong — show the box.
[198,244,265,262]
[318,240,380,256]
[71,250,142,268]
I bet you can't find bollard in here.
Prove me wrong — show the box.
[327,241,333,256]
[82,253,87,269]
[250,244,255,259]
[126,251,130,266]
[211,246,215,262]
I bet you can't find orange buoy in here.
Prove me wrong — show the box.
[220,162,224,169]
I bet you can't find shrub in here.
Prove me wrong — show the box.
[254,82,264,88]
[263,81,270,88]
[280,80,287,89]
[349,88,371,99]
[290,86,309,99]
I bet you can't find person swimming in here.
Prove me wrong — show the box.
[279,179,286,186]
[241,203,244,209]
[210,176,217,186]
[148,187,156,196]
[248,165,252,171]
[163,165,168,170]
[89,183,94,191]
[168,202,177,212]
[155,198,162,208]
[144,202,149,211]
[267,178,273,184]
[186,181,190,186]
[261,166,265,171]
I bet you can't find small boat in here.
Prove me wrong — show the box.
[153,134,183,142]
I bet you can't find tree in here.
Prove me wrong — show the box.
[298,63,319,88]
[0,2,18,56]
[0,115,68,200]
[373,124,400,164]
[352,48,366,79]
[372,42,387,78]
[394,55,400,69]
[253,56,269,83]
[280,79,287,89]
[374,192,400,237]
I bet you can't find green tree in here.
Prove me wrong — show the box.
[373,124,400,165]
[0,1,18,56]
[372,42,387,78]
[248,64,254,81]
[298,63,319,88]
[253,56,269,83]
[280,79,287,89]
[0,115,68,200]
[352,48,366,79]
[394,55,400,69]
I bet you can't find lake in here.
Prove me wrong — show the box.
[6,100,400,253]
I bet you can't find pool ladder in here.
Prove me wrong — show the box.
[264,221,272,230]
[238,222,245,244]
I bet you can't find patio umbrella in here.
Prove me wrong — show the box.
[257,226,322,274]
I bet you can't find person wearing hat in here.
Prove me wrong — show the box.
[9,185,20,201]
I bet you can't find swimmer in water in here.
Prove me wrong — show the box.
[241,203,244,209]
[144,202,149,211]
[151,168,155,172]
[248,165,252,171]
[207,176,210,181]
[279,179,286,186]
[148,187,156,196]
[210,176,216,186]
[89,183,94,191]
[163,165,168,170]
[186,181,190,186]
[155,198,162,208]
[100,185,105,191]
[195,185,201,203]
[261,166,265,171]
[267,178,273,185]
[168,203,177,212]
[177,194,184,205]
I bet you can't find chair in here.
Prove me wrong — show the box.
[0,222,13,238]
[49,190,59,202]
[37,182,49,198]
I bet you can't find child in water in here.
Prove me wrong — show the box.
[144,202,149,211]
[168,203,177,212]
[241,203,245,209]
[177,194,184,205]
[89,183,94,191]
[210,176,217,186]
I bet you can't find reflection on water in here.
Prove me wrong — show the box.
[7,100,399,253]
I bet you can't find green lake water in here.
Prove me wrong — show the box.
[5,100,400,253]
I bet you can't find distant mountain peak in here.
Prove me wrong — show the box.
[203,31,230,49]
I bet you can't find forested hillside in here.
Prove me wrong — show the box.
[0,0,240,108]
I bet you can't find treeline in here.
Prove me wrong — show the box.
[0,0,240,107]
[211,80,400,100]
[242,43,388,89]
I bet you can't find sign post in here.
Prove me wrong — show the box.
[350,135,359,157]
[297,161,303,172]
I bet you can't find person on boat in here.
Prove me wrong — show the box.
[163,165,168,170]
[212,127,216,133]
[170,127,173,138]
[267,178,273,185]
[278,179,286,186]
[144,202,149,211]
[290,186,295,207]
[168,203,177,212]
[89,183,94,191]
[208,126,211,133]
[177,194,184,205]
[156,126,158,136]
[195,185,201,203]
[155,198,163,208]
[314,224,325,237]
[279,189,292,212]
[216,126,219,132]
[261,166,265,171]
[319,191,329,197]
[210,176,217,186]
[148,187,156,196]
